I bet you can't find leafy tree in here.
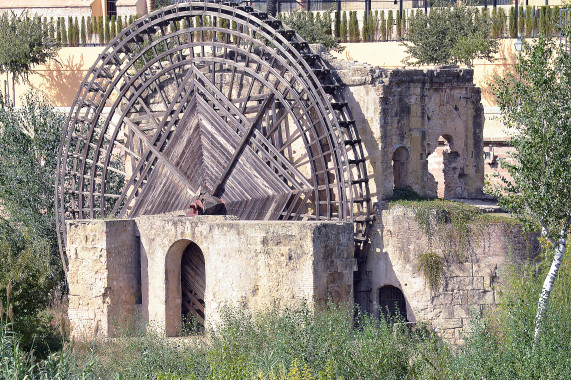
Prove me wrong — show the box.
[403,2,498,66]
[0,12,59,105]
[280,10,343,52]
[492,34,571,342]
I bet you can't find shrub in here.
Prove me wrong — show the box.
[280,11,343,52]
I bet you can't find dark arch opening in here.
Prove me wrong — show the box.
[181,242,206,331]
[392,146,410,190]
[378,285,408,322]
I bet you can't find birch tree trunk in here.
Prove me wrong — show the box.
[534,219,570,342]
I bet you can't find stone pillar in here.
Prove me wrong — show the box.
[67,219,140,340]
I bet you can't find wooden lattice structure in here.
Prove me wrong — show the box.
[55,2,372,285]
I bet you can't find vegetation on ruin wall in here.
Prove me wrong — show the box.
[389,198,521,292]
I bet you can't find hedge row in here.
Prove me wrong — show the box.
[36,15,138,47]
[325,5,564,42]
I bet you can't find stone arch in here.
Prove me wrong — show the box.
[427,134,459,198]
[164,239,206,336]
[392,146,410,190]
[378,285,408,322]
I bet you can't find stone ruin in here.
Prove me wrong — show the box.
[61,4,534,344]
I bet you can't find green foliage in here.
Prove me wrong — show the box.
[75,304,428,379]
[418,251,445,292]
[403,2,498,66]
[492,34,571,243]
[0,11,59,86]
[379,10,387,41]
[280,11,343,52]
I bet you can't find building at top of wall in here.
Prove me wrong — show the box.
[0,0,147,19]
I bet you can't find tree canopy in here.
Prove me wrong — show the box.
[0,12,59,84]
[491,34,571,341]
[404,3,498,66]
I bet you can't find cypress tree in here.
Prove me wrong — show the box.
[81,17,86,46]
[67,17,73,46]
[400,10,406,39]
[104,16,110,44]
[110,16,117,40]
[325,11,332,36]
[334,11,340,38]
[387,10,393,40]
[56,17,61,43]
[61,17,68,46]
[373,10,379,41]
[509,6,517,38]
[518,6,525,36]
[117,15,123,34]
[74,17,80,46]
[525,6,533,37]
[380,10,386,41]
[98,16,104,45]
[396,11,401,40]
[42,17,48,40]
[315,12,322,34]
[49,17,55,40]
[353,11,360,42]
[368,10,375,41]
[499,7,507,37]
[553,6,560,36]
[362,11,369,42]
[341,11,348,43]
[308,11,314,26]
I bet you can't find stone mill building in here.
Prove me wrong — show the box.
[58,2,534,343]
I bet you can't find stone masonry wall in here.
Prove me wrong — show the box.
[366,204,537,343]
[324,54,485,202]
[67,215,354,340]
[67,219,139,340]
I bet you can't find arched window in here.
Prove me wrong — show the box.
[378,285,407,322]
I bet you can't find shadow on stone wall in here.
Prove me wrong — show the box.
[37,55,87,107]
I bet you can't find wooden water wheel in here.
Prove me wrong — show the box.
[55,2,373,305]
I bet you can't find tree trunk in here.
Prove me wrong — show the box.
[534,219,570,342]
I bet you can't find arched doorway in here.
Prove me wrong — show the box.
[392,146,410,190]
[181,242,206,328]
[427,135,454,198]
[378,285,408,322]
